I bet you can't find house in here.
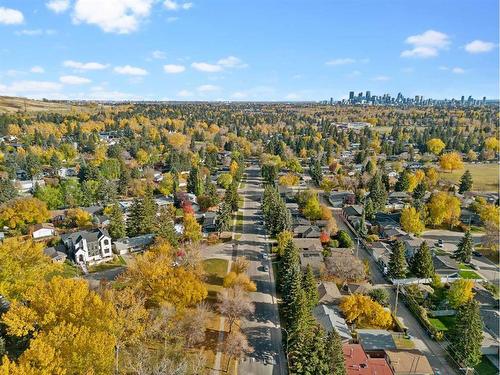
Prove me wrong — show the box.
[329,191,355,208]
[384,350,433,375]
[43,244,67,263]
[401,236,425,258]
[342,205,363,222]
[357,329,397,355]
[345,282,372,295]
[293,216,311,227]
[299,251,324,274]
[61,228,112,265]
[370,241,392,273]
[114,234,155,254]
[480,309,500,358]
[343,344,394,375]
[293,225,321,238]
[313,304,352,342]
[317,281,342,305]
[32,223,55,239]
[202,212,217,233]
[292,238,323,252]
[432,255,460,280]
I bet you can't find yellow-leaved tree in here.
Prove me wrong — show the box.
[427,192,461,228]
[448,279,475,308]
[426,138,446,155]
[340,294,392,329]
[400,206,425,235]
[439,151,464,173]
[0,197,50,230]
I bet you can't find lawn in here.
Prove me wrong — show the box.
[88,256,126,273]
[392,335,415,349]
[428,315,456,332]
[203,258,229,301]
[459,269,482,279]
[439,163,499,191]
[474,356,498,375]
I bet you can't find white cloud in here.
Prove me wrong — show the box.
[15,29,56,36]
[72,0,154,34]
[0,7,24,25]
[326,58,356,66]
[30,66,45,74]
[177,89,192,97]
[152,50,166,59]
[372,75,390,81]
[63,60,109,70]
[217,56,247,68]
[0,80,62,95]
[285,93,300,100]
[401,30,450,58]
[60,75,91,84]
[191,62,223,73]
[164,0,193,11]
[465,40,495,54]
[197,84,219,92]
[114,65,148,75]
[46,0,71,13]
[451,67,465,74]
[163,64,185,73]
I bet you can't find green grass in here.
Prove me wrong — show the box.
[459,263,473,270]
[439,163,499,191]
[459,269,482,279]
[88,256,126,273]
[59,261,81,278]
[392,335,415,349]
[428,315,456,332]
[474,356,498,375]
[203,258,229,302]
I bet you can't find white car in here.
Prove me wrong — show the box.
[262,253,269,260]
[263,265,269,272]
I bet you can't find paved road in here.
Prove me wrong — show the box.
[330,210,457,375]
[238,165,287,375]
[421,229,499,284]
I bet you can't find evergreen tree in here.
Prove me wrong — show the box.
[216,202,232,233]
[187,165,203,196]
[368,173,387,211]
[127,197,143,237]
[413,181,427,202]
[302,265,319,311]
[303,326,330,375]
[459,170,473,194]
[155,207,178,247]
[410,241,434,278]
[454,230,474,263]
[358,210,368,237]
[395,169,410,192]
[127,188,157,236]
[448,300,483,368]
[279,241,302,320]
[108,203,126,240]
[117,167,131,196]
[0,179,17,204]
[364,198,375,221]
[309,158,323,186]
[326,329,347,375]
[388,240,407,279]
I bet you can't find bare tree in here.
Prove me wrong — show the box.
[181,302,212,347]
[217,286,255,333]
[324,253,366,285]
[222,330,253,372]
[231,256,250,274]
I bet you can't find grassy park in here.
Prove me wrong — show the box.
[439,163,499,191]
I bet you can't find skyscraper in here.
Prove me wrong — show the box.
[366,91,371,99]
[349,91,355,100]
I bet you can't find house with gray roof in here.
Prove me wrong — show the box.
[114,234,155,254]
[61,228,112,265]
[313,304,352,342]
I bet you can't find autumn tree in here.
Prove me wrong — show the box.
[448,279,475,309]
[340,294,392,329]
[183,212,202,243]
[426,138,446,155]
[217,286,255,333]
[439,151,464,172]
[0,197,50,231]
[324,254,365,285]
[427,192,461,228]
[400,205,425,235]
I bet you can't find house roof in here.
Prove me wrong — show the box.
[33,223,55,231]
[62,228,110,244]
[432,255,459,276]
[292,238,323,252]
[344,205,364,217]
[299,251,324,271]
[313,305,352,341]
[318,281,342,303]
[385,350,433,375]
[343,344,394,375]
[293,225,321,238]
[357,329,397,352]
[43,245,67,260]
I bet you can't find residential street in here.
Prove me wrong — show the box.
[237,165,287,375]
[331,210,457,375]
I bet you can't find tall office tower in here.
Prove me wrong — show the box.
[349,91,355,100]
[461,95,465,104]
[366,91,371,99]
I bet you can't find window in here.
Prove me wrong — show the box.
[103,239,109,246]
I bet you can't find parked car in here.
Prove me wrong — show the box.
[263,265,269,272]
[472,251,483,257]
[262,253,269,260]
[436,239,444,248]
[264,354,276,365]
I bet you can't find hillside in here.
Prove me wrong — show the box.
[0,96,91,113]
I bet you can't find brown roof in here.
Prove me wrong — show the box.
[33,223,55,231]
[385,350,433,375]
[318,281,342,303]
[343,344,393,375]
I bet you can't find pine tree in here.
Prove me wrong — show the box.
[368,173,387,211]
[395,169,410,192]
[448,300,483,368]
[454,230,474,263]
[141,187,158,234]
[364,198,375,221]
[187,165,203,196]
[155,207,178,247]
[216,202,232,233]
[358,210,368,237]
[303,326,330,375]
[279,241,302,319]
[108,203,126,240]
[410,241,434,278]
[302,265,319,311]
[326,329,346,375]
[412,181,427,202]
[127,197,143,237]
[388,240,407,279]
[459,170,473,194]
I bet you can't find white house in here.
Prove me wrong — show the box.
[32,223,55,239]
[61,228,113,265]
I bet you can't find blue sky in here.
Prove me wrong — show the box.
[0,0,498,101]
